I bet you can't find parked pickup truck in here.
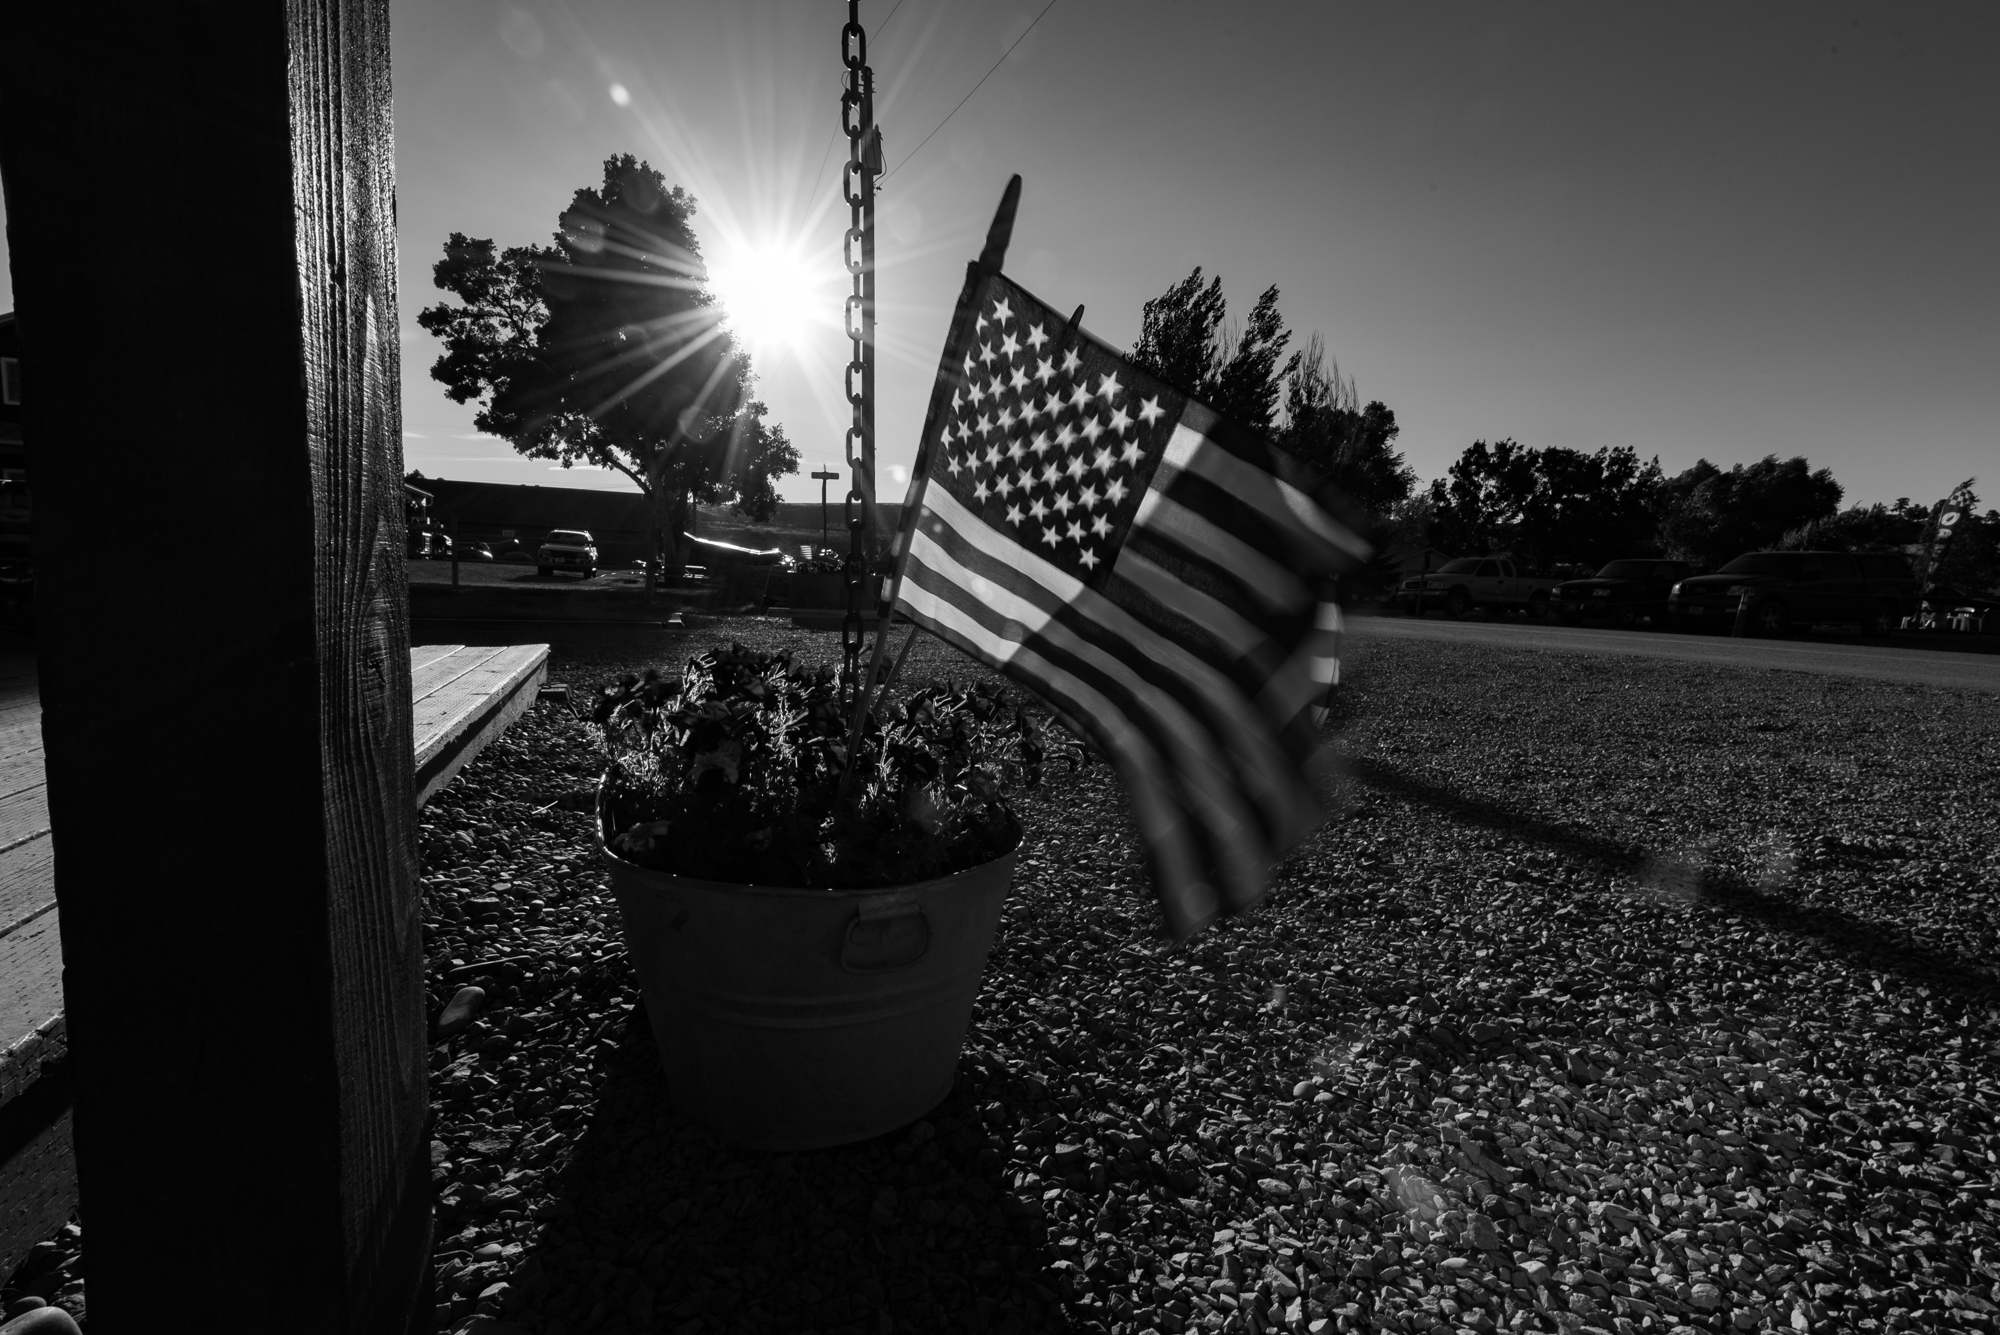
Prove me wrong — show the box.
[1400,557,1561,618]
[1669,550,1917,637]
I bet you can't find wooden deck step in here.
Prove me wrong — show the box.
[0,651,64,1276]
[0,642,550,1275]
[411,644,550,807]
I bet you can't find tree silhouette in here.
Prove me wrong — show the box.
[1274,333,1414,514]
[1426,439,1541,559]
[1656,455,1842,570]
[417,155,797,576]
[1128,268,1297,436]
[1423,441,1664,570]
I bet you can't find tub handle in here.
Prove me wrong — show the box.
[841,893,931,973]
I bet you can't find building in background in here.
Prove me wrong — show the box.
[408,474,659,565]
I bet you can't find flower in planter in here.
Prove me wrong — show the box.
[795,550,850,575]
[595,644,1085,889]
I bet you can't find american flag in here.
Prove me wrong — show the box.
[892,270,1371,939]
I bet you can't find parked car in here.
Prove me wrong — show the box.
[462,541,495,561]
[1668,550,1916,637]
[1555,559,1694,628]
[537,529,598,577]
[1399,557,1559,618]
[496,542,533,564]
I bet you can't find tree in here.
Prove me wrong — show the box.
[1656,455,1842,570]
[1773,502,1923,554]
[416,154,798,577]
[1425,438,1540,558]
[1420,440,1663,569]
[1274,333,1415,514]
[1212,284,1293,435]
[1516,444,1664,570]
[1130,268,1226,405]
[1129,268,1297,436]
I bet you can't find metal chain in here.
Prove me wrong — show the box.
[839,2,874,714]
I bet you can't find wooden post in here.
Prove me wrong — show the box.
[0,2,432,1330]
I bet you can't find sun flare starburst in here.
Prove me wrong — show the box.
[707,243,830,358]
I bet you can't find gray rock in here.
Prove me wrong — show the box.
[1464,1213,1502,1250]
[437,985,487,1037]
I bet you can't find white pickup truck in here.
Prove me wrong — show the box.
[536,529,598,578]
[1399,557,1561,618]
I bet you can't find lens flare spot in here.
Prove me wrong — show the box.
[608,83,631,106]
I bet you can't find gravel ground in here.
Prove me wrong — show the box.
[23,615,1998,1333]
[415,617,2000,1335]
[1,1218,84,1327]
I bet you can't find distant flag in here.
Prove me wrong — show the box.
[1921,479,1977,586]
[882,180,1371,940]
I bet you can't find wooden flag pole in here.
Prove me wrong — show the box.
[837,175,1022,800]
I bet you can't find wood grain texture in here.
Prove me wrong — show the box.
[412,645,549,806]
[0,1109,76,1283]
[410,642,508,704]
[0,708,43,806]
[0,838,54,940]
[291,0,432,1325]
[0,0,430,1328]
[409,642,468,677]
[0,916,63,1095]
[0,1012,64,1113]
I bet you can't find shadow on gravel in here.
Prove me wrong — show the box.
[514,1008,1067,1335]
[1349,756,2000,1003]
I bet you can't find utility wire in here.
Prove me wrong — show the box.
[805,0,909,209]
[881,0,1060,181]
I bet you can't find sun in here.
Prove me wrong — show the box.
[707,242,824,357]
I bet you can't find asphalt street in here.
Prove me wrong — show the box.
[1348,610,2000,694]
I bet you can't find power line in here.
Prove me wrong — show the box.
[881,0,1060,181]
[805,0,909,209]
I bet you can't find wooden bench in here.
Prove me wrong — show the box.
[0,642,549,1275]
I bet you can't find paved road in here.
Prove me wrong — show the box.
[1348,612,2000,695]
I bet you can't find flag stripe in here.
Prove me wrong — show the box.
[1104,553,1336,738]
[1109,545,1273,668]
[906,524,1282,894]
[1117,526,1317,653]
[1153,463,1341,586]
[896,560,1228,937]
[1158,422,1371,567]
[1100,564,1295,732]
[916,489,1317,846]
[1131,487,1313,615]
[1257,613,1345,727]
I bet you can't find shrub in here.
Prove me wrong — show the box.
[594,645,1082,888]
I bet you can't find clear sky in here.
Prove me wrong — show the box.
[3,2,1994,509]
